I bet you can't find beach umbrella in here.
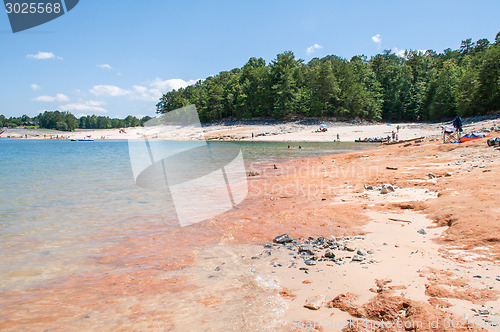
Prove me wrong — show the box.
[319,124,327,129]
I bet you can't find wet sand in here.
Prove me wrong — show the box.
[0,124,499,331]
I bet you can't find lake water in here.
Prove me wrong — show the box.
[0,138,370,329]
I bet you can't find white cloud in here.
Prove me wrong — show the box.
[150,78,198,92]
[97,64,113,70]
[33,93,69,102]
[392,48,427,58]
[132,78,199,101]
[306,43,324,55]
[26,51,63,60]
[30,84,42,91]
[392,47,406,57]
[89,85,131,97]
[60,100,107,114]
[371,34,382,48]
[88,79,198,102]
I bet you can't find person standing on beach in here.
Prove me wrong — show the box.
[337,133,340,141]
[397,125,400,133]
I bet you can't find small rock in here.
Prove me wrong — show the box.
[496,276,500,282]
[274,234,293,244]
[478,306,489,316]
[357,249,367,256]
[445,172,452,177]
[324,249,336,259]
[417,228,427,235]
[298,245,315,255]
[364,185,374,190]
[304,295,326,310]
[304,259,317,266]
[380,187,390,194]
[352,255,365,262]
[345,245,356,252]
[382,184,395,192]
[428,173,436,179]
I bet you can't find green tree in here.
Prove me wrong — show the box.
[476,43,500,113]
[430,60,460,120]
[56,121,68,131]
[269,51,302,118]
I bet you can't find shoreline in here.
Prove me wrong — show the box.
[1,115,499,142]
[0,120,499,330]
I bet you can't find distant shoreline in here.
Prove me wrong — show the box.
[1,115,498,143]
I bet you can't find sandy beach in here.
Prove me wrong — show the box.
[0,117,499,331]
[2,116,499,143]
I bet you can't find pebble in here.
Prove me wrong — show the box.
[345,245,356,252]
[445,172,452,177]
[274,234,293,244]
[417,228,427,235]
[357,249,367,256]
[496,276,500,282]
[478,306,489,316]
[324,249,336,259]
[352,254,365,262]
[428,173,436,179]
[304,295,326,310]
[305,259,317,266]
[383,184,395,192]
[298,245,315,255]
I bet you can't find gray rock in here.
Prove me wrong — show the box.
[428,173,436,179]
[357,249,367,256]
[478,306,489,316]
[382,184,395,192]
[304,295,326,310]
[298,245,315,255]
[352,254,365,262]
[345,244,356,252]
[324,249,336,259]
[304,259,317,266]
[380,187,390,194]
[274,234,293,244]
[417,228,427,235]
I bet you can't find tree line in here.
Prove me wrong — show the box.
[0,111,152,131]
[157,32,500,122]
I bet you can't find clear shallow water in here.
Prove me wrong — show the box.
[0,138,368,292]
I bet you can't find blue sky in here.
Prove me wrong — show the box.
[1,0,499,119]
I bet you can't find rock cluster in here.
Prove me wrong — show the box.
[272,234,375,266]
[364,184,396,195]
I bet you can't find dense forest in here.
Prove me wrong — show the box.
[0,111,152,131]
[157,33,500,122]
